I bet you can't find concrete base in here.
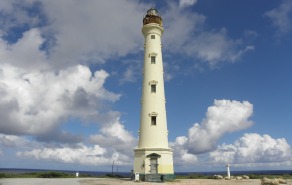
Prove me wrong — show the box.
[137,174,176,182]
[134,148,174,175]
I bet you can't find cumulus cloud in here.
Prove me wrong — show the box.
[89,118,137,157]
[1,120,135,166]
[0,0,41,33]
[210,133,292,164]
[0,28,121,142]
[172,100,253,156]
[0,0,148,68]
[0,28,48,70]
[0,27,121,142]
[0,134,35,147]
[162,2,254,69]
[0,0,142,166]
[185,29,255,67]
[17,144,127,166]
[0,133,132,166]
[163,2,205,53]
[264,0,292,36]
[188,100,253,154]
[0,0,258,169]
[170,136,198,166]
[40,0,147,68]
[0,62,120,137]
[179,0,197,8]
[119,59,142,84]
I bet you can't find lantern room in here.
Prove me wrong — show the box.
[143,8,162,27]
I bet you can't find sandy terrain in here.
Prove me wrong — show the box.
[0,178,81,185]
[79,178,292,185]
[1,178,292,185]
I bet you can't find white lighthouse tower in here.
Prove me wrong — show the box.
[134,8,174,181]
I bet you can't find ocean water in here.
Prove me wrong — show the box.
[0,168,130,177]
[1,168,292,177]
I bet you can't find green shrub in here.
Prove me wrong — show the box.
[37,171,72,178]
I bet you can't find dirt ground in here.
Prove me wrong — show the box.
[79,178,292,185]
[1,178,292,185]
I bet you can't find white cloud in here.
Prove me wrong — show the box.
[119,60,142,84]
[185,29,255,67]
[17,144,126,166]
[40,0,147,68]
[0,134,33,147]
[0,132,133,166]
[179,0,197,8]
[163,2,205,53]
[173,100,253,155]
[170,136,198,166]
[0,0,140,166]
[0,0,259,169]
[89,117,137,157]
[0,59,120,138]
[264,0,292,36]
[0,0,41,33]
[0,28,48,71]
[162,2,254,69]
[210,133,292,164]
[0,0,148,69]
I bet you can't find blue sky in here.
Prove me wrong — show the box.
[0,0,292,172]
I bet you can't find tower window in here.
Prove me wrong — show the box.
[151,116,157,125]
[151,35,155,39]
[151,84,156,93]
[149,53,158,64]
[151,56,156,64]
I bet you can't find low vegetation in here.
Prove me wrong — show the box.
[1,171,292,179]
[175,173,292,180]
[176,174,213,179]
[0,171,128,179]
[0,171,82,178]
[246,174,292,179]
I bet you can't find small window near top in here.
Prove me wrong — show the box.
[151,56,156,64]
[151,35,155,39]
[151,116,157,125]
[151,84,156,93]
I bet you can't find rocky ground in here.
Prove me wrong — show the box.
[1,178,292,185]
[79,178,292,185]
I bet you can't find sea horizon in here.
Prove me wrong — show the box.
[1,168,292,177]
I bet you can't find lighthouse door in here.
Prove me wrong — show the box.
[150,158,158,174]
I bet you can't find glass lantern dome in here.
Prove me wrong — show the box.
[143,8,162,27]
[147,8,158,16]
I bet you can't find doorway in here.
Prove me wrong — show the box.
[150,158,158,174]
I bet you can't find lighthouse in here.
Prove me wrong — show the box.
[133,8,174,181]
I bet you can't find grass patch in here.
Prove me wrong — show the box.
[0,171,78,178]
[99,173,126,178]
[176,174,213,179]
[0,171,126,179]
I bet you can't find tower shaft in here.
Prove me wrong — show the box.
[138,23,168,148]
[134,8,174,178]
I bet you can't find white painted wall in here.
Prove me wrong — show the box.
[138,23,168,149]
[134,17,174,174]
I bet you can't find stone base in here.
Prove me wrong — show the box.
[137,174,176,182]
